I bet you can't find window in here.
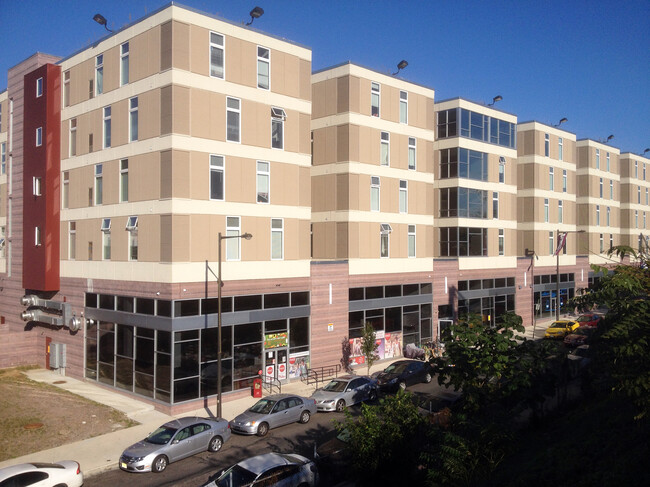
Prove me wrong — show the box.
[638,186,641,204]
[549,232,554,255]
[610,180,614,199]
[599,233,604,253]
[610,234,614,250]
[635,161,639,179]
[440,187,488,219]
[35,227,41,247]
[399,180,408,213]
[101,218,111,260]
[271,218,283,260]
[226,97,240,142]
[103,106,111,148]
[69,222,76,260]
[440,148,489,181]
[120,42,129,86]
[407,137,416,170]
[371,82,380,117]
[440,227,488,257]
[558,200,563,223]
[226,216,241,261]
[408,225,416,258]
[129,97,138,142]
[558,137,563,161]
[33,177,41,196]
[544,198,549,223]
[596,149,600,169]
[69,119,77,156]
[120,159,129,202]
[645,212,647,229]
[95,164,103,205]
[399,91,408,124]
[1,142,5,174]
[36,127,42,147]
[606,206,610,226]
[380,132,389,166]
[498,229,505,256]
[210,155,224,201]
[635,210,639,228]
[499,157,505,183]
[644,163,647,181]
[62,172,69,208]
[36,77,43,97]
[63,70,70,107]
[544,133,550,157]
[126,216,138,261]
[370,176,380,211]
[596,205,600,226]
[437,108,457,139]
[549,167,554,190]
[271,107,285,149]
[646,188,649,205]
[599,178,603,198]
[493,192,499,219]
[563,169,567,193]
[95,54,103,95]
[257,46,270,90]
[210,32,225,79]
[257,161,270,203]
[606,152,610,172]
[380,224,392,258]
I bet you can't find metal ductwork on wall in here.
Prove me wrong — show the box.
[20,294,80,332]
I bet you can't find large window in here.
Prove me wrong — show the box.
[408,225,416,258]
[95,54,103,95]
[370,176,380,211]
[437,108,457,139]
[271,107,285,149]
[380,224,391,258]
[210,155,225,201]
[271,218,283,260]
[257,161,270,203]
[120,42,129,86]
[439,148,488,181]
[371,82,380,117]
[408,137,416,170]
[226,97,240,142]
[226,216,241,261]
[440,227,488,257]
[129,97,138,142]
[399,180,408,214]
[95,164,103,205]
[103,106,111,148]
[101,218,111,260]
[120,159,128,202]
[380,132,389,166]
[257,46,270,90]
[440,187,488,218]
[439,108,516,148]
[399,91,408,124]
[210,32,225,79]
[69,119,77,156]
[127,216,138,261]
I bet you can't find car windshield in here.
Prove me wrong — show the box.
[575,328,590,335]
[216,465,257,487]
[146,426,177,445]
[323,380,348,392]
[384,363,408,374]
[576,316,590,322]
[249,399,276,414]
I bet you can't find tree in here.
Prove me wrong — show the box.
[360,321,379,375]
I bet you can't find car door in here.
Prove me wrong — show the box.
[346,378,365,404]
[406,362,422,386]
[286,397,304,423]
[191,423,212,452]
[269,398,292,428]
[169,426,196,461]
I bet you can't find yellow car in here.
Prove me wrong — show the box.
[544,320,580,339]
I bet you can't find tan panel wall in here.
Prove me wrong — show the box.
[299,112,311,155]
[139,89,162,140]
[161,21,173,71]
[336,222,348,259]
[66,57,93,107]
[172,21,191,72]
[226,37,255,88]
[312,222,335,259]
[160,214,172,261]
[620,159,631,178]
[299,59,311,102]
[0,99,7,133]
[577,204,590,226]
[189,214,211,261]
[336,76,350,114]
[358,78,371,117]
[577,146,590,169]
[172,214,190,261]
[312,126,337,165]
[190,86,225,140]
[139,214,161,262]
[111,98,128,148]
[499,192,517,221]
[349,125,360,163]
[312,174,335,212]
[68,164,93,209]
[160,85,173,135]
[271,163,301,206]
[271,49,304,98]
[161,150,173,199]
[102,159,119,205]
[131,24,163,82]
[173,85,190,135]
[312,79,338,119]
[348,221,360,259]
[520,196,534,222]
[131,151,162,202]
[171,150,191,199]
[382,85,399,123]
[299,166,311,208]
[0,183,7,218]
[577,174,590,198]
[188,23,207,76]
[336,174,349,211]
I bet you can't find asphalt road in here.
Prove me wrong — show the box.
[85,379,452,487]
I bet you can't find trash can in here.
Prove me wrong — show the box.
[252,377,263,398]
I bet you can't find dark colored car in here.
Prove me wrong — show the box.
[371,359,433,392]
[575,313,601,328]
[564,325,595,347]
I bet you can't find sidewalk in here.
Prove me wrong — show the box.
[0,359,392,478]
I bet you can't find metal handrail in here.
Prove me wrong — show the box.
[262,376,282,395]
[301,363,342,387]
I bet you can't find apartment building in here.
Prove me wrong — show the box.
[619,153,650,251]
[0,90,7,275]
[516,122,589,323]
[2,4,312,414]
[433,98,519,331]
[311,62,436,365]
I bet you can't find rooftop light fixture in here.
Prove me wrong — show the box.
[606,134,614,143]
[643,148,649,155]
[392,60,408,75]
[487,95,502,107]
[93,13,113,32]
[555,117,568,127]
[246,6,264,25]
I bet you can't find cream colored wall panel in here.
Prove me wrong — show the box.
[458,256,517,270]
[348,258,433,276]
[311,210,434,227]
[311,112,435,141]
[311,161,434,185]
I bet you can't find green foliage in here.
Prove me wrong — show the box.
[360,321,379,375]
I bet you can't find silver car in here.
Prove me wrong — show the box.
[229,393,317,436]
[119,416,231,473]
[202,452,318,487]
[311,375,378,412]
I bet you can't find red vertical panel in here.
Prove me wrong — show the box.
[22,63,61,292]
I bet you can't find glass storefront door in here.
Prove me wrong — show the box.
[264,348,288,383]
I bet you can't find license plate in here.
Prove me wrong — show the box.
[120,462,127,469]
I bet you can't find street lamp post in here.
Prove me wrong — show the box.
[525,248,538,335]
[554,229,585,322]
[215,231,252,418]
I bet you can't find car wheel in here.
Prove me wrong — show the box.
[398,381,407,391]
[369,389,378,401]
[208,435,223,452]
[424,372,432,383]
[257,422,269,437]
[300,410,311,423]
[335,399,345,412]
[152,455,168,473]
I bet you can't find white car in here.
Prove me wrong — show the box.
[311,375,378,412]
[202,452,318,487]
[0,461,83,487]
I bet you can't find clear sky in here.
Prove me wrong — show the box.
[1,0,648,154]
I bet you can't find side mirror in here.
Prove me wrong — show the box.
[172,439,179,444]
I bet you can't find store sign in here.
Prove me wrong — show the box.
[264,332,288,349]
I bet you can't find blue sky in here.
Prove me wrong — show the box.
[1,0,648,154]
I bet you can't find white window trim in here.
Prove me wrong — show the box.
[126,216,138,231]
[95,54,103,96]
[408,224,416,258]
[69,118,77,157]
[563,169,567,193]
[380,132,390,166]
[35,227,41,247]
[257,45,270,90]
[399,180,408,214]
[129,97,138,142]
[371,82,380,117]
[400,90,408,124]
[120,159,128,203]
[103,106,111,148]
[36,127,42,147]
[120,42,129,86]
[36,77,43,97]
[63,71,70,108]
[380,223,392,259]
[544,133,550,157]
[498,228,505,256]
[209,154,225,201]
[558,200,563,223]
[596,149,600,169]
[271,218,284,260]
[257,161,270,204]
[271,107,286,150]
[68,222,76,260]
[408,137,416,170]
[226,97,241,143]
[558,137,563,161]
[95,164,103,206]
[370,176,380,212]
[544,198,549,223]
[209,31,225,79]
[226,216,241,261]
[33,177,42,196]
[549,167,554,191]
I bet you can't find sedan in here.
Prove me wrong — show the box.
[575,313,601,328]
[544,320,580,339]
[0,461,83,487]
[311,375,378,412]
[564,326,595,347]
[229,393,317,437]
[202,452,318,487]
[119,416,231,473]
[371,359,433,393]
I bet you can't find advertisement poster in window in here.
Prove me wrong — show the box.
[383,332,403,359]
[288,351,309,379]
